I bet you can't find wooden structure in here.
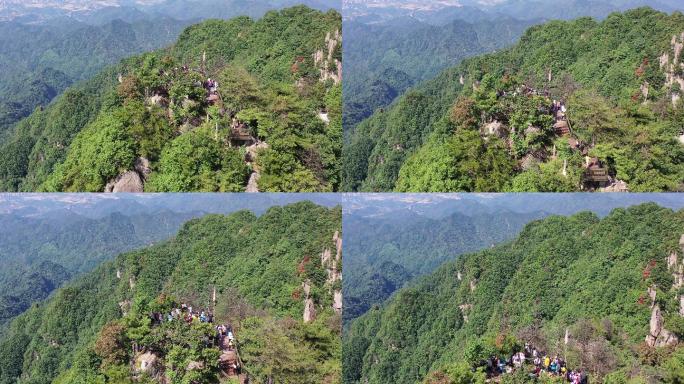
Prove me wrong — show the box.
[553,119,570,136]
[230,124,255,146]
[582,157,610,188]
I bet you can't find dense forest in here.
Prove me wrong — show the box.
[0,201,342,384]
[343,208,545,324]
[343,17,537,134]
[343,203,684,383]
[343,8,684,192]
[0,210,198,331]
[0,18,192,138]
[0,6,342,192]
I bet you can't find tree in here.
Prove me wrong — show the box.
[568,89,616,147]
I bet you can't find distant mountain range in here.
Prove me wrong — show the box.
[343,0,684,24]
[0,0,340,23]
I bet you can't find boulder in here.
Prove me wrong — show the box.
[147,95,168,108]
[600,180,629,193]
[520,154,539,171]
[135,352,160,375]
[481,120,506,138]
[105,171,144,193]
[524,125,541,136]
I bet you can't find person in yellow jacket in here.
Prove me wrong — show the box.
[544,356,551,370]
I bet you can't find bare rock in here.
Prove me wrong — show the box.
[134,157,151,180]
[321,248,332,266]
[135,352,160,375]
[119,300,131,316]
[333,290,342,314]
[600,180,629,193]
[524,125,541,136]
[304,298,316,323]
[521,154,539,171]
[245,141,269,164]
[187,361,204,371]
[333,231,342,262]
[647,285,657,306]
[458,304,472,323]
[668,251,679,270]
[660,52,670,69]
[646,304,679,347]
[246,172,260,193]
[105,171,143,193]
[147,95,168,108]
[640,81,649,99]
[481,120,506,138]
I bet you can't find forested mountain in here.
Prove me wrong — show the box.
[342,7,684,192]
[0,202,342,384]
[344,203,684,384]
[0,6,342,192]
[0,209,198,330]
[343,208,545,324]
[343,17,537,133]
[0,18,193,138]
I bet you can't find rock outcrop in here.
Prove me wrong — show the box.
[314,29,341,84]
[134,352,161,376]
[303,231,343,321]
[600,179,629,193]
[304,297,316,323]
[481,120,506,138]
[333,290,342,314]
[105,171,144,193]
[646,304,679,347]
[645,243,683,349]
[105,157,151,193]
[458,304,472,323]
[660,32,684,106]
[246,172,260,193]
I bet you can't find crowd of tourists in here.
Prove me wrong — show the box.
[482,343,589,383]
